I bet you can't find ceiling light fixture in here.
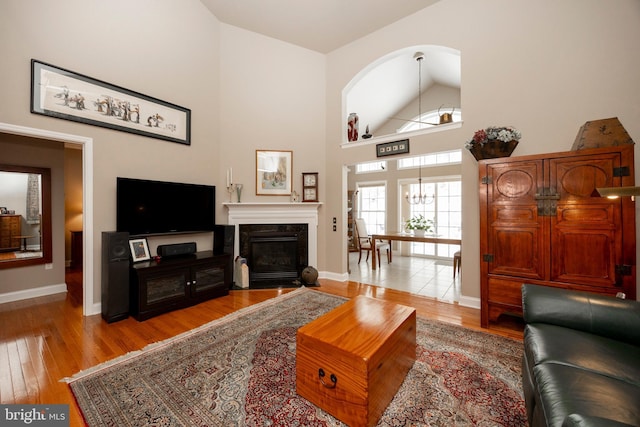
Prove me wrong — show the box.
[415,52,425,130]
[390,52,438,127]
[405,164,434,205]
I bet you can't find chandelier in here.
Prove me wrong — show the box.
[405,164,434,205]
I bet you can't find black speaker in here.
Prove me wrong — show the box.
[213,224,235,255]
[214,225,235,288]
[101,231,130,323]
[157,242,197,257]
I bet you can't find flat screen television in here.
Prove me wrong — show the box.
[117,177,215,236]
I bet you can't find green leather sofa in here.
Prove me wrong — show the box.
[521,284,640,427]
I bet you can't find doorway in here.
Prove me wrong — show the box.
[0,122,95,315]
[65,145,84,304]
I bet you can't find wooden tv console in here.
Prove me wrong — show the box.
[129,250,230,321]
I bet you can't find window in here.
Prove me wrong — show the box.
[397,108,462,133]
[397,150,461,169]
[356,183,386,234]
[406,178,461,258]
[356,160,386,173]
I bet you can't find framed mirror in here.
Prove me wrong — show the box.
[0,164,52,269]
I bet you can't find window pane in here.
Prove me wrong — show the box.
[406,178,461,257]
[358,184,386,234]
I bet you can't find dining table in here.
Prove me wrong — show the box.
[370,232,461,270]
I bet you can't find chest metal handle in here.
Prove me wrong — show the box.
[318,368,337,389]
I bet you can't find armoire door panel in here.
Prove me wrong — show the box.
[551,153,622,200]
[551,229,616,287]
[489,227,544,279]
[486,160,546,280]
[551,152,623,289]
[488,162,542,205]
[492,206,537,223]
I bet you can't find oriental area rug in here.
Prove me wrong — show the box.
[67,288,526,426]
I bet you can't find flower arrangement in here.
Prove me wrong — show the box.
[465,126,522,150]
[404,214,434,232]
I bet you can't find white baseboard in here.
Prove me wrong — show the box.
[89,302,102,316]
[319,270,348,282]
[458,295,480,309]
[0,283,67,304]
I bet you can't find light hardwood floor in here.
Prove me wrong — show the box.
[0,268,523,426]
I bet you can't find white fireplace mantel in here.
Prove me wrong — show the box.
[222,202,322,267]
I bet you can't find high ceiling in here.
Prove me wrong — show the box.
[199,0,458,139]
[199,0,440,54]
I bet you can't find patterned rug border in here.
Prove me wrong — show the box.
[63,287,335,383]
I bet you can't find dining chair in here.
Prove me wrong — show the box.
[453,250,461,278]
[354,218,390,267]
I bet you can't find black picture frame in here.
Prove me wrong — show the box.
[376,139,410,157]
[30,59,191,145]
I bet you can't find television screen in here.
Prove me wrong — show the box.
[117,177,215,236]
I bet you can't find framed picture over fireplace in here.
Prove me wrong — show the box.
[256,150,293,196]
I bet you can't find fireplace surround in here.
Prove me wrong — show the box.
[224,202,321,286]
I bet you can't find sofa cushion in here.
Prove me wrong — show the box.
[534,363,640,427]
[524,324,640,387]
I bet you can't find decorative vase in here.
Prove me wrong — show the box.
[468,139,519,161]
[413,229,426,237]
[235,184,243,203]
[347,113,359,142]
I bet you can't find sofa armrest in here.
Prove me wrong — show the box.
[521,284,640,346]
[563,413,638,427]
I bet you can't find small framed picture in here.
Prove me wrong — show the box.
[376,139,410,157]
[256,150,293,195]
[302,172,318,202]
[129,238,151,263]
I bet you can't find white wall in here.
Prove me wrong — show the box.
[0,0,222,305]
[325,0,640,300]
[217,24,327,250]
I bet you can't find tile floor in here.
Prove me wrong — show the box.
[347,251,460,303]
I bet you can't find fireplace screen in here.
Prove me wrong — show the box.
[249,232,299,281]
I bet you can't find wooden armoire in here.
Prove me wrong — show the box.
[479,145,636,327]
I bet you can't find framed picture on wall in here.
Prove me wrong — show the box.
[129,238,151,263]
[302,172,318,202]
[30,59,191,145]
[256,150,293,195]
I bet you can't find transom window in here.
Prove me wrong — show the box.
[398,150,461,169]
[355,161,386,174]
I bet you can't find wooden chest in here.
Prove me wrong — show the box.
[296,296,416,427]
[571,117,633,150]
